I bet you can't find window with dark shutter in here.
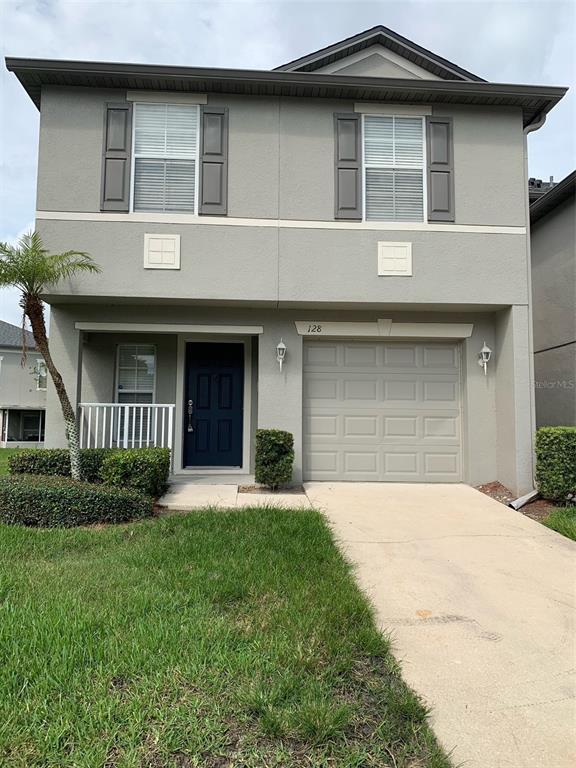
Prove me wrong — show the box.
[100,103,133,212]
[363,115,425,222]
[426,116,455,222]
[132,103,199,213]
[334,113,362,220]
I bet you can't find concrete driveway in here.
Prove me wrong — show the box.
[305,482,576,768]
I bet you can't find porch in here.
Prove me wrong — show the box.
[72,321,265,476]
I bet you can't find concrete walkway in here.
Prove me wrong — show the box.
[305,482,576,768]
[159,481,311,510]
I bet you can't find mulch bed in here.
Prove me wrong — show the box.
[475,480,556,522]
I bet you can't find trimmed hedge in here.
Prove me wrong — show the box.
[255,429,294,490]
[8,448,112,483]
[0,474,153,528]
[100,448,171,498]
[9,447,171,497]
[536,427,576,502]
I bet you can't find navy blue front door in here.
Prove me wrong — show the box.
[184,343,244,467]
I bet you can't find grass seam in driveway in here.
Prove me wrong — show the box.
[0,505,451,767]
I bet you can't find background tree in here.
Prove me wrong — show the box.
[0,232,100,480]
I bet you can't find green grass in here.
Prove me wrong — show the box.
[0,508,450,768]
[543,506,576,541]
[0,448,19,476]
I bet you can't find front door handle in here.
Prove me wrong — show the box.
[187,399,194,432]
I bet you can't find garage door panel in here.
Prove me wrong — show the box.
[383,416,418,437]
[343,344,378,367]
[304,343,339,366]
[344,415,378,436]
[423,415,459,439]
[304,340,462,482]
[423,380,458,403]
[304,377,339,400]
[384,379,417,401]
[422,345,459,368]
[424,451,460,477]
[383,345,418,367]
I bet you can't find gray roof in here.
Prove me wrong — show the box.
[274,24,485,82]
[530,170,576,224]
[0,320,36,350]
[4,57,567,128]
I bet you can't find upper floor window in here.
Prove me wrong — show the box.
[363,115,425,222]
[132,103,199,213]
[36,360,47,391]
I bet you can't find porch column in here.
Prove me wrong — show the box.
[257,319,304,484]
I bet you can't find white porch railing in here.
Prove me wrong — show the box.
[79,403,175,450]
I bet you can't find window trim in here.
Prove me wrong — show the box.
[36,359,47,391]
[115,344,157,404]
[361,113,427,224]
[130,102,200,216]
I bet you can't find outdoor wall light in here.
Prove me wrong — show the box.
[276,339,287,371]
[478,341,492,375]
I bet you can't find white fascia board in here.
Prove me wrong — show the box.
[75,322,264,334]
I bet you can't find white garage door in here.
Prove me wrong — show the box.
[303,340,462,482]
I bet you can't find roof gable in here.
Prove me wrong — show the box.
[0,320,36,350]
[274,25,484,82]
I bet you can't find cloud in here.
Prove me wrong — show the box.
[0,0,574,322]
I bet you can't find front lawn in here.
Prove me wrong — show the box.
[543,506,576,541]
[0,508,450,767]
[0,448,18,476]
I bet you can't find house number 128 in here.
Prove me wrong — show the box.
[307,324,323,333]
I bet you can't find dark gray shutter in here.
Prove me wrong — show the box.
[334,113,362,220]
[100,103,132,212]
[199,106,228,215]
[426,116,455,222]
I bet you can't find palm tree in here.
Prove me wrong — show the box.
[0,231,100,480]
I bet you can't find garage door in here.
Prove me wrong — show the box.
[303,340,462,482]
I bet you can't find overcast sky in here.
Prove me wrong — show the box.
[0,0,574,325]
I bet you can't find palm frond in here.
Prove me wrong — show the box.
[0,231,100,296]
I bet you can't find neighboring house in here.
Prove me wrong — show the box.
[530,170,576,427]
[528,176,557,204]
[5,25,568,494]
[0,321,46,447]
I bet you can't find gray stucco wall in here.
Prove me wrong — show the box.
[45,303,534,493]
[531,195,576,426]
[37,218,529,307]
[0,349,46,408]
[36,86,527,228]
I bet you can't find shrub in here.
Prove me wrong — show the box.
[100,448,171,498]
[255,429,294,490]
[8,448,113,483]
[0,474,153,528]
[535,427,576,502]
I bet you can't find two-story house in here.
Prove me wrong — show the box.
[0,320,46,447]
[5,26,567,494]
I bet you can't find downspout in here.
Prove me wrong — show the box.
[509,113,548,510]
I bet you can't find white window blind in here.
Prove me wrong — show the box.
[363,115,424,222]
[116,345,156,404]
[133,104,198,213]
